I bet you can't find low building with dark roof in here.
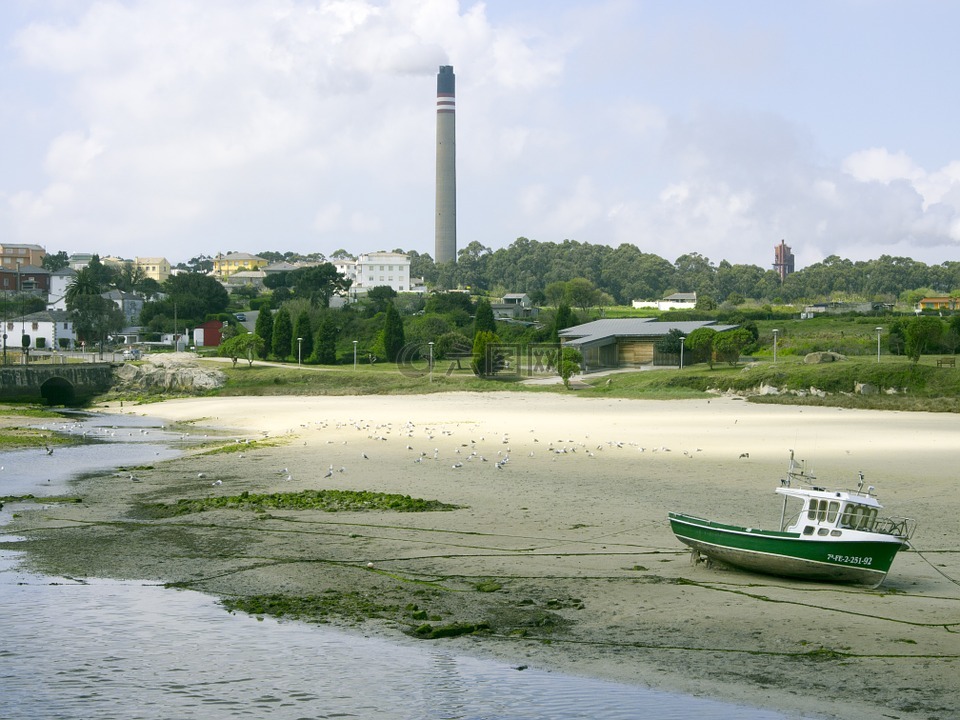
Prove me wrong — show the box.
[559,318,738,371]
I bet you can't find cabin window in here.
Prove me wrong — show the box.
[827,501,840,523]
[803,526,815,535]
[840,505,878,531]
[818,528,830,536]
[807,498,838,523]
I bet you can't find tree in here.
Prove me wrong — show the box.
[293,310,314,361]
[695,294,717,311]
[219,334,264,367]
[544,281,567,306]
[290,264,351,306]
[473,298,496,335]
[655,328,685,356]
[713,329,753,366]
[565,277,599,313]
[904,316,944,363]
[161,273,229,324]
[65,267,104,307]
[551,303,578,342]
[254,306,273,359]
[471,330,504,377]
[684,327,717,367]
[114,263,147,293]
[42,251,70,272]
[85,255,116,288]
[272,307,293,359]
[382,301,405,362]
[434,330,472,370]
[69,295,125,356]
[558,347,582,388]
[313,313,339,364]
[366,286,398,315]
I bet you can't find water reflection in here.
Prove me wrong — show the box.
[0,562,791,720]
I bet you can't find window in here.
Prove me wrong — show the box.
[840,504,878,531]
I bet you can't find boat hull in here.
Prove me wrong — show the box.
[668,512,906,587]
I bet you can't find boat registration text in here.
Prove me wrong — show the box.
[827,553,873,566]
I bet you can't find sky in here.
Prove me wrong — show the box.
[2,0,960,271]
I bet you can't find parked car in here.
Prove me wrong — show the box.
[235,313,247,322]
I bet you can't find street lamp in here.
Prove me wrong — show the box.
[679,336,686,370]
[353,340,358,370]
[876,326,882,364]
[297,337,303,367]
[772,329,779,364]
[428,341,434,383]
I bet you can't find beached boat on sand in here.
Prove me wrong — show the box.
[669,452,916,588]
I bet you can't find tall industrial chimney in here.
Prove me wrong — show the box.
[435,65,457,264]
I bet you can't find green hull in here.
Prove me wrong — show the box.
[669,512,906,587]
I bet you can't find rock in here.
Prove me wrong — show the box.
[856,382,879,395]
[112,353,226,394]
[803,351,847,364]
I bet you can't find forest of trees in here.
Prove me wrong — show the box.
[403,239,960,307]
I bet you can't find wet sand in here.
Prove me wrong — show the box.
[9,392,960,719]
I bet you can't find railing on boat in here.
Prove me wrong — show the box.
[874,516,917,540]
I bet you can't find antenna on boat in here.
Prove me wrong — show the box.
[786,449,814,485]
[857,472,865,494]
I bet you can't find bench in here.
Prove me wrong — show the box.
[937,357,956,368]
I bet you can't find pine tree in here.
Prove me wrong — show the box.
[293,310,314,362]
[473,298,496,336]
[254,305,273,359]
[271,307,293,360]
[382,301,405,362]
[314,313,338,364]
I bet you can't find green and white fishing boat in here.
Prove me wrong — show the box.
[669,452,916,587]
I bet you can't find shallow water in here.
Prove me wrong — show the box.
[0,411,798,720]
[0,411,205,496]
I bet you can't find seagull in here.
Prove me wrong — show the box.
[211,479,222,486]
[324,469,333,478]
[739,452,750,459]
[362,452,369,459]
[198,472,207,478]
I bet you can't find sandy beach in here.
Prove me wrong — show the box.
[9,392,960,719]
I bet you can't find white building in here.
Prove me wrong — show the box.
[631,292,698,311]
[4,310,76,351]
[47,267,77,311]
[335,251,412,296]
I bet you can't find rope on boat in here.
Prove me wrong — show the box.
[912,546,960,587]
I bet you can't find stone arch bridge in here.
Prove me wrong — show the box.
[0,363,116,406]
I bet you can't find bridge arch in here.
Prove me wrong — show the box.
[39,376,77,406]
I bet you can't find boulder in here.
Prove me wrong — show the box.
[113,353,225,393]
[803,351,847,364]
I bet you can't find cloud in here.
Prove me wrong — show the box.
[2,0,959,271]
[4,0,563,260]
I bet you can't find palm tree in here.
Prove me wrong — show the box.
[65,267,103,308]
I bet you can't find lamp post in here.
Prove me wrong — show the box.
[772,328,779,364]
[429,341,434,383]
[679,336,686,370]
[876,326,882,363]
[353,340,358,370]
[297,337,303,367]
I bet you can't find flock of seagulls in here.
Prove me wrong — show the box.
[33,415,757,494]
